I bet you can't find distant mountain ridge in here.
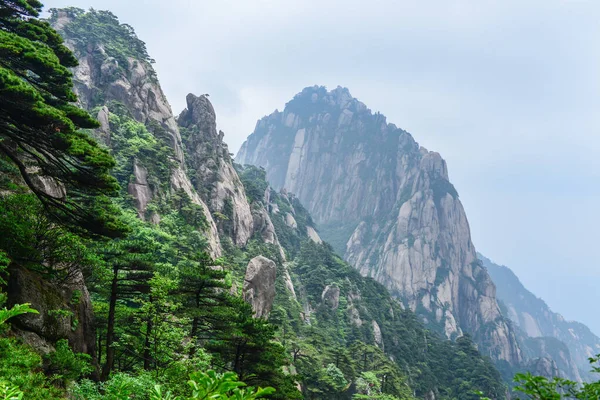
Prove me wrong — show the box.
[480,254,600,381]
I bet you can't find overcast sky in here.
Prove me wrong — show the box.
[44,0,600,334]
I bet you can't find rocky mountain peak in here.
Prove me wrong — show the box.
[237,85,522,365]
[178,93,217,134]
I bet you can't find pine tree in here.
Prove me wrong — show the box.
[0,0,123,237]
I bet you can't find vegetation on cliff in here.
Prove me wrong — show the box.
[2,3,593,400]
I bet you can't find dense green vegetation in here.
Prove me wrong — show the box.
[0,0,123,237]
[0,3,568,400]
[48,7,156,71]
[0,3,295,398]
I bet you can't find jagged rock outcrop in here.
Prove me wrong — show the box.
[178,94,254,246]
[372,320,383,348]
[237,85,521,364]
[482,254,598,381]
[51,9,221,257]
[243,256,277,318]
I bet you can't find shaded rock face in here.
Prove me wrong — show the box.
[482,254,596,381]
[237,85,521,364]
[127,160,152,218]
[52,13,221,258]
[321,285,340,309]
[243,256,277,318]
[526,357,561,379]
[7,265,97,362]
[522,337,582,382]
[178,94,254,246]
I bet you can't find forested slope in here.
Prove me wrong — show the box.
[0,4,513,399]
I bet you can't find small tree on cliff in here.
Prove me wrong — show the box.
[0,0,123,237]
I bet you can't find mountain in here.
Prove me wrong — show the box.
[480,254,600,381]
[236,85,522,365]
[0,7,514,398]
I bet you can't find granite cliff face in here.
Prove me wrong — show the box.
[51,9,222,257]
[178,94,254,246]
[482,254,600,381]
[237,86,521,364]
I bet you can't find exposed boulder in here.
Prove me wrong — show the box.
[251,205,286,261]
[283,265,297,300]
[243,256,277,319]
[285,212,298,228]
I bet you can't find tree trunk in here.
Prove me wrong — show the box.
[101,265,118,380]
[143,315,153,370]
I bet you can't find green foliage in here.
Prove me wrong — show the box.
[104,103,175,192]
[49,8,156,73]
[183,370,275,400]
[0,336,64,399]
[431,177,458,206]
[0,383,23,400]
[273,240,504,399]
[0,193,102,279]
[511,354,600,399]
[71,372,159,399]
[237,165,269,204]
[0,249,59,399]
[45,339,93,385]
[0,1,124,237]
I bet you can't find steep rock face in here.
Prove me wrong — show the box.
[525,357,560,380]
[178,94,254,246]
[51,9,221,257]
[243,256,277,318]
[237,85,521,363]
[482,254,599,381]
[521,337,582,381]
[7,266,97,367]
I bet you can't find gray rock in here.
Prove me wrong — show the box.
[243,256,277,319]
[127,159,152,218]
[178,94,254,247]
[7,265,97,365]
[306,226,322,244]
[96,106,111,146]
[236,85,522,364]
[53,19,222,258]
[285,212,298,228]
[283,265,297,300]
[251,205,286,261]
[321,285,340,309]
[372,320,383,348]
